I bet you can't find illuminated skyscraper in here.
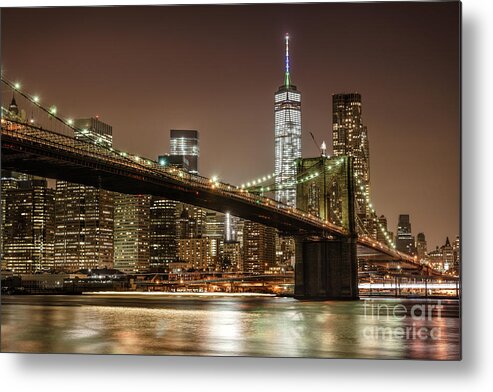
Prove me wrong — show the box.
[274,33,302,207]
[151,129,199,270]
[204,211,225,270]
[2,178,55,274]
[1,170,20,263]
[150,198,177,270]
[54,117,114,272]
[242,221,276,274]
[177,237,215,271]
[114,194,151,273]
[416,232,428,262]
[396,214,416,256]
[442,237,454,272]
[332,93,370,216]
[167,129,199,174]
[452,235,460,274]
[55,181,114,271]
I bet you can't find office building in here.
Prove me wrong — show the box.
[274,34,302,207]
[151,128,199,270]
[242,221,276,274]
[332,93,370,217]
[150,197,178,270]
[442,237,454,272]
[416,232,427,262]
[55,181,114,271]
[2,178,55,273]
[114,194,151,273]
[166,129,199,174]
[452,235,460,274]
[396,214,416,255]
[177,206,199,239]
[223,240,242,272]
[177,237,216,271]
[427,247,444,272]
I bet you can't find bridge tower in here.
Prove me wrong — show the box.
[294,155,359,299]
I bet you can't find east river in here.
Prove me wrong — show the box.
[1,294,460,359]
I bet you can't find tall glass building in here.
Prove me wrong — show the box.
[168,129,199,174]
[274,34,302,207]
[396,214,416,256]
[2,177,55,274]
[332,93,370,215]
[114,193,151,273]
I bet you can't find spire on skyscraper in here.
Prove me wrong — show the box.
[284,33,291,87]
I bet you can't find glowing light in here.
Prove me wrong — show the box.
[211,175,218,183]
[49,106,57,115]
[67,119,73,125]
[14,82,20,89]
[33,96,40,103]
[284,33,290,86]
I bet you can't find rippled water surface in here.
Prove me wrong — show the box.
[1,294,460,359]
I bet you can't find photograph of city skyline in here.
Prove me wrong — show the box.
[1,2,460,360]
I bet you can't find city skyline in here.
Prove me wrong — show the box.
[1,3,460,248]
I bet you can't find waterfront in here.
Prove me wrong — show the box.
[1,294,460,359]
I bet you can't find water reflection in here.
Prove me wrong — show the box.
[1,295,460,359]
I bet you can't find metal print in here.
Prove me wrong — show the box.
[0,1,461,359]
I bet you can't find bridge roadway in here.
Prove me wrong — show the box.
[1,120,427,271]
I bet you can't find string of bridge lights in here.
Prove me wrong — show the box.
[241,157,346,191]
[4,78,397,252]
[3,78,259,198]
[2,77,164,170]
[353,172,396,249]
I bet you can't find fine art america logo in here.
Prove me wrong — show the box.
[362,300,444,341]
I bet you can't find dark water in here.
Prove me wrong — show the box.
[1,294,460,359]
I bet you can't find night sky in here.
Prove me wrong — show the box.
[1,2,460,249]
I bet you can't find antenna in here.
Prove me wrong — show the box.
[285,33,290,87]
